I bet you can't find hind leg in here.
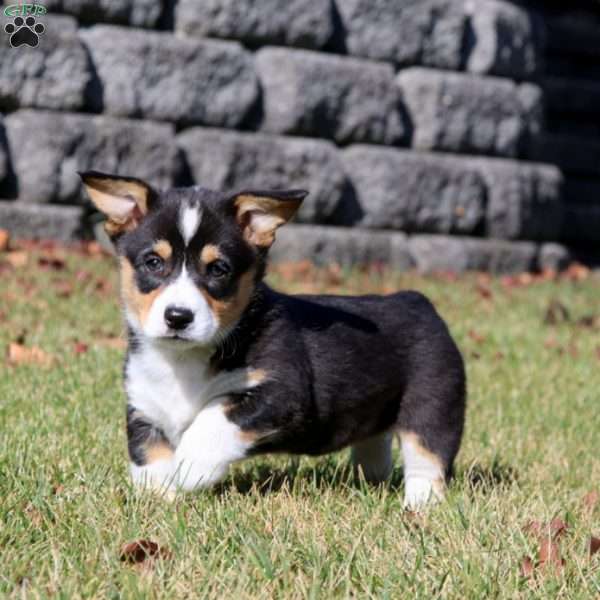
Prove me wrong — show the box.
[351,432,394,483]
[398,430,447,509]
[397,385,465,509]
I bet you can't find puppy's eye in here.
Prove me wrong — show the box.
[144,254,164,272]
[206,260,231,279]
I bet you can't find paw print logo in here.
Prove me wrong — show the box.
[4,15,45,48]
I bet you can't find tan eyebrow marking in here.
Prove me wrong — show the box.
[152,240,172,260]
[200,244,222,264]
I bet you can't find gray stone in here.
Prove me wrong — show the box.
[408,235,538,274]
[530,134,600,177]
[340,146,486,234]
[471,157,563,241]
[43,0,163,27]
[0,15,90,112]
[538,243,571,271]
[177,128,349,224]
[255,47,406,145]
[175,0,334,50]
[335,0,467,69]
[0,202,85,241]
[4,110,180,204]
[80,26,259,127]
[270,224,414,269]
[397,68,543,158]
[464,0,543,79]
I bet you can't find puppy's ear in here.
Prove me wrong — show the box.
[79,171,156,237]
[232,189,307,248]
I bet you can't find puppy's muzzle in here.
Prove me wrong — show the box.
[164,305,194,331]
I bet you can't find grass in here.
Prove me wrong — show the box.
[1,243,599,599]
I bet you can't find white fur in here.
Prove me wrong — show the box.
[179,204,201,245]
[142,266,219,344]
[351,432,393,483]
[127,341,262,491]
[400,435,444,509]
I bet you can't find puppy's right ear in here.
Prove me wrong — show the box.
[79,171,156,237]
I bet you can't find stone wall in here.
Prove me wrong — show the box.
[0,0,599,273]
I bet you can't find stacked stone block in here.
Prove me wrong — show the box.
[0,0,598,271]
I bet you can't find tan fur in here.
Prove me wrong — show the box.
[398,430,445,494]
[145,441,175,463]
[202,268,256,329]
[120,258,164,327]
[247,368,267,387]
[200,244,222,264]
[234,194,300,247]
[83,176,151,237]
[153,240,173,261]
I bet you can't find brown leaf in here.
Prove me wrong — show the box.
[563,263,590,282]
[583,490,599,513]
[7,343,54,367]
[544,300,570,325]
[54,281,75,298]
[549,518,568,539]
[0,229,9,252]
[520,555,535,578]
[38,256,66,271]
[590,536,600,557]
[73,342,89,355]
[475,283,493,300]
[539,537,565,571]
[3,251,29,268]
[468,329,486,344]
[523,520,543,537]
[577,315,600,329]
[120,539,171,565]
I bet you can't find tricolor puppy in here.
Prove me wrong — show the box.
[81,171,466,509]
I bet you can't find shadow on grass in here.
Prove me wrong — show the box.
[217,457,518,498]
[461,459,519,494]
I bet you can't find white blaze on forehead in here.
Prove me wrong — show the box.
[179,203,201,245]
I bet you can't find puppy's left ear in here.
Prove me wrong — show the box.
[232,189,307,248]
[79,171,156,238]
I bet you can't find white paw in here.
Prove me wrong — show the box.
[403,476,443,510]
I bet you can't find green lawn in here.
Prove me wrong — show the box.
[1,244,599,599]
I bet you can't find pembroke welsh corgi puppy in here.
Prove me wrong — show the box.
[81,171,466,509]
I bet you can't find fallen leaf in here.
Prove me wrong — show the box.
[583,490,599,513]
[475,283,493,300]
[120,539,171,565]
[73,342,89,355]
[563,263,590,282]
[520,555,535,578]
[3,251,29,268]
[7,343,54,367]
[577,315,600,329]
[590,536,600,557]
[544,300,570,325]
[549,518,568,539]
[54,281,75,298]
[0,229,9,252]
[523,520,543,537]
[539,537,565,571]
[38,256,66,271]
[468,329,486,344]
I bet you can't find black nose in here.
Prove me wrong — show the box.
[164,306,194,330]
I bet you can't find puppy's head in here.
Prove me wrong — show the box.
[80,171,306,347]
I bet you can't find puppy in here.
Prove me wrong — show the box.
[81,171,466,509]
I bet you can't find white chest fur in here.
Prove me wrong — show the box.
[125,342,251,445]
